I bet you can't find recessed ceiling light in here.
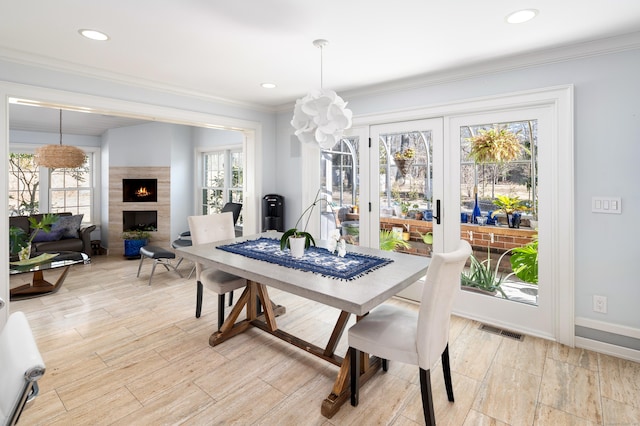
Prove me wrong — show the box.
[261,83,277,89]
[506,9,538,24]
[78,29,110,41]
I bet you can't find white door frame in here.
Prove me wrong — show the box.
[1,82,262,327]
[449,106,556,340]
[341,85,574,345]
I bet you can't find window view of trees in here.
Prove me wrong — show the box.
[320,138,359,241]
[459,120,539,305]
[8,152,92,219]
[380,131,433,214]
[8,153,40,215]
[50,161,92,218]
[201,149,243,222]
[460,121,537,223]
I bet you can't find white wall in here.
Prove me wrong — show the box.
[10,129,101,147]
[192,127,243,146]
[105,122,174,167]
[276,47,640,350]
[170,125,194,238]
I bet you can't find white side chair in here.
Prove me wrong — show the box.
[0,311,46,426]
[188,212,247,329]
[348,240,472,425]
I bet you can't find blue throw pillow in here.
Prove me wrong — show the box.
[31,228,64,242]
[51,214,84,239]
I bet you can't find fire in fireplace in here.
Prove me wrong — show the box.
[123,179,157,202]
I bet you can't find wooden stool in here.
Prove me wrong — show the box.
[137,246,182,286]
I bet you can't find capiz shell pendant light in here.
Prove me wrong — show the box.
[35,109,86,169]
[291,39,352,149]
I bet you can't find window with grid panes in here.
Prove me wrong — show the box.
[201,149,243,223]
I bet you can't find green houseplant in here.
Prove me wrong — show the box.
[510,236,538,284]
[122,230,151,259]
[393,147,415,177]
[460,253,508,298]
[492,195,525,228]
[460,238,510,298]
[10,213,59,260]
[9,226,28,257]
[467,128,525,164]
[379,230,411,251]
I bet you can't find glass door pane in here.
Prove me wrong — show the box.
[320,137,360,245]
[370,119,443,302]
[459,121,539,306]
[378,130,433,254]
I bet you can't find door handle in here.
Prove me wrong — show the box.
[0,297,5,310]
[433,199,441,224]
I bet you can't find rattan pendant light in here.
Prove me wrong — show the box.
[35,109,86,169]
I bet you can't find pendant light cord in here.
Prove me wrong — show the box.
[313,39,329,90]
[59,109,63,146]
[319,44,324,89]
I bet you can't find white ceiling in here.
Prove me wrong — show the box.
[4,0,640,134]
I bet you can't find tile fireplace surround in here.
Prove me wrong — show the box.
[108,167,170,257]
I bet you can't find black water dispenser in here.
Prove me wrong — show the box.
[262,194,284,232]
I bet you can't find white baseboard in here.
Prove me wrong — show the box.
[575,316,640,339]
[575,336,640,363]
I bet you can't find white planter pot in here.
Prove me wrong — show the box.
[289,236,306,258]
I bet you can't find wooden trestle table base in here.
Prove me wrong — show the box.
[176,232,429,418]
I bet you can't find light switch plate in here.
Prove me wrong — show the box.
[592,197,621,214]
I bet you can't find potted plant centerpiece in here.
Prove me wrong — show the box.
[122,229,151,259]
[10,213,59,261]
[280,190,321,258]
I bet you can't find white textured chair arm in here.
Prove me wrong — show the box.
[0,311,46,426]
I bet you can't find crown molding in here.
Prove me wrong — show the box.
[4,31,640,116]
[0,47,277,113]
[339,31,640,103]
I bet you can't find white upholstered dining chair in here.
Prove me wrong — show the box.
[188,212,247,329]
[0,311,46,426]
[348,240,472,425]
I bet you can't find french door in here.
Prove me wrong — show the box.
[449,106,555,339]
[318,86,573,343]
[367,119,444,299]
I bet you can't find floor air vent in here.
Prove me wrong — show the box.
[479,324,524,341]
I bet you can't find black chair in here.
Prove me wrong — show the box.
[221,202,242,226]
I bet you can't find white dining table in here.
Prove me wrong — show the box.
[176,231,429,418]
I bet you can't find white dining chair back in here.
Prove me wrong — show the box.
[187,212,246,328]
[416,240,472,370]
[348,240,471,425]
[188,212,236,280]
[0,311,46,426]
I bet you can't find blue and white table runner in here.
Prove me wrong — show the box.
[217,237,393,281]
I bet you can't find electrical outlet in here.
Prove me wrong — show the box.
[593,295,607,313]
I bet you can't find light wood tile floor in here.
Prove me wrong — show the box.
[9,255,640,425]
